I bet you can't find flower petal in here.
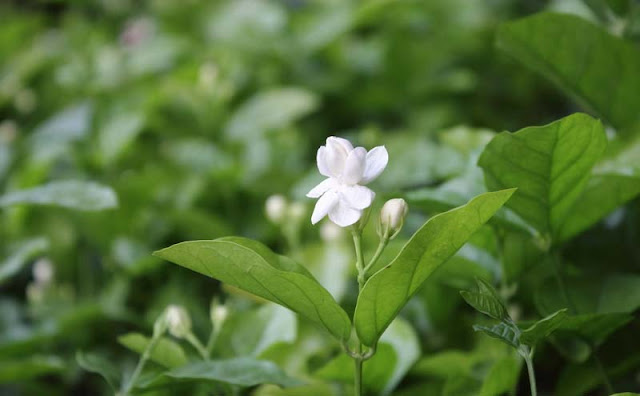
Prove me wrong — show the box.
[311,190,339,224]
[361,146,389,184]
[316,146,332,177]
[328,199,362,227]
[342,147,367,185]
[325,138,350,178]
[327,136,354,153]
[341,185,375,210]
[306,178,337,198]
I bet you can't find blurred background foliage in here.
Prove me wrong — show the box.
[0,0,639,395]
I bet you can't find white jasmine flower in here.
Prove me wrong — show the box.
[307,136,388,227]
[265,195,288,223]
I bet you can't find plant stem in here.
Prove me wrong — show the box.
[185,332,209,360]
[524,354,537,396]
[592,353,614,394]
[124,332,162,395]
[205,325,222,359]
[354,354,363,396]
[351,230,365,290]
[362,238,388,279]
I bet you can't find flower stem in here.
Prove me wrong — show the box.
[185,331,209,360]
[362,238,388,279]
[205,325,222,359]
[124,332,162,395]
[351,230,365,290]
[524,353,537,396]
[354,354,363,396]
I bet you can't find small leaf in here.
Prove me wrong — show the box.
[165,357,302,387]
[496,12,640,131]
[0,180,118,211]
[118,333,188,368]
[154,237,351,342]
[0,238,48,285]
[354,189,515,347]
[473,323,520,349]
[76,351,121,391]
[460,278,509,321]
[478,113,607,241]
[519,309,568,346]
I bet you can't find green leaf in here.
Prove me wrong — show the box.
[552,313,632,346]
[519,309,568,346]
[0,180,118,211]
[354,189,515,347]
[76,351,121,392]
[460,278,509,321]
[0,355,65,383]
[473,323,520,349]
[154,237,351,342]
[478,113,607,241]
[118,333,188,368]
[0,238,48,284]
[496,12,640,130]
[479,352,522,396]
[556,173,640,242]
[165,357,302,387]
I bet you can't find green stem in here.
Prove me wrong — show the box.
[351,230,365,290]
[124,332,162,395]
[205,325,222,359]
[354,355,363,396]
[185,332,209,360]
[592,353,615,394]
[362,238,388,279]
[524,353,537,396]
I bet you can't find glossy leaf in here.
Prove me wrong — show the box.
[519,309,568,346]
[0,180,118,211]
[118,333,188,368]
[478,113,607,240]
[165,357,302,387]
[496,12,640,130]
[473,322,520,349]
[354,189,515,347]
[154,237,351,341]
[76,351,121,392]
[460,278,509,321]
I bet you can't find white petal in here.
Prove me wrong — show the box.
[327,136,354,153]
[342,147,367,185]
[311,190,339,224]
[306,178,337,198]
[325,138,350,178]
[328,199,362,227]
[341,185,375,210]
[316,146,331,177]
[361,146,389,184]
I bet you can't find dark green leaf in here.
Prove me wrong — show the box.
[154,237,351,341]
[0,180,118,211]
[354,189,515,347]
[473,323,520,349]
[118,333,188,368]
[496,13,640,130]
[76,351,121,392]
[165,357,302,387]
[0,355,65,383]
[478,113,607,241]
[519,309,568,346]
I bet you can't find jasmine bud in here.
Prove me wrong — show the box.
[379,198,408,239]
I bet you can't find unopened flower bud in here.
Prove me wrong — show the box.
[33,258,54,285]
[320,221,343,242]
[288,202,306,222]
[265,195,288,223]
[166,305,192,339]
[210,302,228,326]
[379,198,408,239]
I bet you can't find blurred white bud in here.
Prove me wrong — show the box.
[288,202,306,222]
[33,258,54,285]
[210,304,229,326]
[198,62,219,89]
[166,305,192,339]
[379,198,408,239]
[320,221,343,242]
[265,195,288,223]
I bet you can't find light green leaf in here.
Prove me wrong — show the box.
[610,393,640,396]
[478,113,607,241]
[0,180,118,211]
[496,12,640,130]
[519,309,568,346]
[0,355,65,383]
[473,323,520,349]
[354,189,515,347]
[556,173,640,242]
[154,237,351,342]
[165,357,302,387]
[0,238,48,284]
[76,351,121,391]
[118,333,188,368]
[460,278,509,321]
[479,352,522,396]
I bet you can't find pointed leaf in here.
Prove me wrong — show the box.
[496,12,640,131]
[461,278,509,321]
[473,323,520,349]
[165,357,302,387]
[0,180,118,211]
[118,333,188,368]
[76,351,121,391]
[519,309,568,346]
[154,237,351,342]
[354,189,515,347]
[478,113,607,241]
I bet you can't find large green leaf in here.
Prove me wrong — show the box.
[165,358,302,387]
[76,351,121,392]
[496,12,640,131]
[354,189,515,347]
[478,113,607,241]
[0,180,118,211]
[154,237,351,341]
[118,333,188,368]
[519,309,568,346]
